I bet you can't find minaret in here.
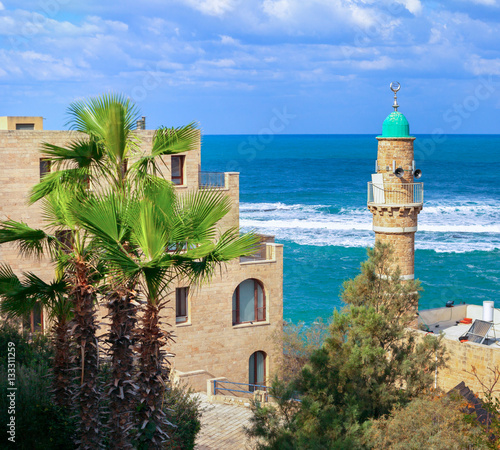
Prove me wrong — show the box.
[368,82,423,280]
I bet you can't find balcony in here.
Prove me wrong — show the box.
[367,182,423,207]
[240,234,277,264]
[199,171,226,189]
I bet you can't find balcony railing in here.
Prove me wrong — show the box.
[212,379,300,402]
[240,235,276,263]
[367,182,423,206]
[199,171,225,188]
[213,379,269,397]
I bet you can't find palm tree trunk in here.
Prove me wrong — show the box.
[106,288,138,450]
[52,320,73,411]
[136,303,172,449]
[72,260,101,450]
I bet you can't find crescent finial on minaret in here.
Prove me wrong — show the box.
[390,81,400,111]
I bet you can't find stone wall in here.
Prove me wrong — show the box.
[376,137,416,183]
[416,329,500,396]
[0,126,283,389]
[370,136,422,279]
[374,231,415,277]
[163,244,284,387]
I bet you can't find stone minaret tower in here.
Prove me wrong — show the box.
[368,82,423,280]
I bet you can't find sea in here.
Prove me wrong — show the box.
[201,135,500,325]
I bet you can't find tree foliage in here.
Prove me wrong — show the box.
[247,242,448,448]
[274,318,330,384]
[363,394,486,449]
[0,93,256,448]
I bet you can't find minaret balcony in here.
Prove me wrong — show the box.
[367,182,423,207]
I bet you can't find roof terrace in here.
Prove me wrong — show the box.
[418,303,500,347]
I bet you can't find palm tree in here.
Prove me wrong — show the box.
[30,93,200,204]
[26,94,202,448]
[0,189,105,449]
[0,265,73,410]
[14,93,254,448]
[75,181,259,448]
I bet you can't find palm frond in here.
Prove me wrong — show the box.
[0,220,54,258]
[73,193,126,243]
[176,188,232,243]
[74,192,142,281]
[29,168,91,204]
[140,265,171,305]
[0,265,70,321]
[183,228,259,284]
[40,188,80,229]
[0,265,23,303]
[41,138,105,169]
[66,94,140,175]
[130,199,170,262]
[151,122,200,157]
[67,93,139,135]
[132,122,199,179]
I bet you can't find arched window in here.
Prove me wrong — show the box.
[232,279,265,325]
[249,351,266,390]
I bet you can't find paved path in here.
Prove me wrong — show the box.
[194,393,254,450]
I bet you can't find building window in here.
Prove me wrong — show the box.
[171,155,185,185]
[249,351,266,390]
[40,159,51,179]
[232,279,265,325]
[176,287,189,323]
[16,123,35,130]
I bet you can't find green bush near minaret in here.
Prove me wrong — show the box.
[381,111,411,137]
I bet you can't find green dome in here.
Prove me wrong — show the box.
[381,111,410,138]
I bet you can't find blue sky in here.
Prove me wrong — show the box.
[0,0,500,134]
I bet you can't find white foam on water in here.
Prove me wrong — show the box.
[240,201,500,253]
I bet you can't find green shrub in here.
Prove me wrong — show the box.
[0,324,202,449]
[363,394,486,449]
[0,321,52,369]
[163,383,202,450]
[0,324,76,449]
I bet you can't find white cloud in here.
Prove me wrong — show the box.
[259,0,395,36]
[145,18,168,36]
[262,0,292,20]
[0,2,4,11]
[396,0,423,15]
[357,55,394,70]
[0,48,89,80]
[204,58,236,67]
[468,55,500,75]
[183,0,236,16]
[219,35,239,45]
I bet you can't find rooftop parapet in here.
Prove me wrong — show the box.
[0,116,44,130]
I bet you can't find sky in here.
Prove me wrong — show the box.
[0,0,500,134]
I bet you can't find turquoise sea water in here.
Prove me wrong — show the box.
[201,135,500,324]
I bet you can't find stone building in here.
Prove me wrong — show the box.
[0,116,283,390]
[367,83,423,279]
[367,87,500,397]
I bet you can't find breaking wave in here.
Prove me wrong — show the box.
[240,201,500,253]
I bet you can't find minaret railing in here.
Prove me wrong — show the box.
[367,182,423,206]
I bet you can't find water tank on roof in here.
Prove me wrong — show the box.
[483,301,494,322]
